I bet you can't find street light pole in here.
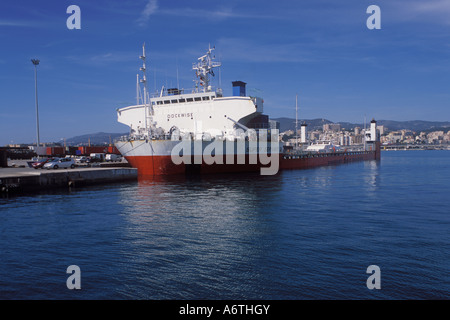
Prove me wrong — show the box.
[31,59,40,147]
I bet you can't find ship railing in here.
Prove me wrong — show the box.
[282,148,373,159]
[115,133,174,142]
[149,85,223,98]
[116,128,279,144]
[284,146,369,156]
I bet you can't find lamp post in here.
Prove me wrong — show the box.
[31,59,40,147]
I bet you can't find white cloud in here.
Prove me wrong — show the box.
[215,38,315,63]
[137,0,158,27]
[157,4,277,21]
[411,0,450,14]
[66,51,137,67]
[0,19,32,27]
[387,0,450,25]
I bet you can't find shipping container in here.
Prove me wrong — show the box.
[77,146,110,156]
[107,146,120,154]
[52,147,65,156]
[35,146,48,156]
[44,147,65,156]
[66,146,79,155]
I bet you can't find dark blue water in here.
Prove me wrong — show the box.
[1,151,449,299]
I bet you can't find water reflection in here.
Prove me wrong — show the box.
[363,160,380,195]
[116,172,284,299]
[120,172,284,217]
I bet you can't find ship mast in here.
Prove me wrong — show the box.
[192,44,221,93]
[136,74,140,105]
[295,94,299,148]
[139,43,153,135]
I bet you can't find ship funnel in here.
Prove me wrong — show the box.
[367,119,377,142]
[301,123,307,144]
[232,81,246,97]
[370,119,377,142]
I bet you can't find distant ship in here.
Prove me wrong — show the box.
[115,44,380,175]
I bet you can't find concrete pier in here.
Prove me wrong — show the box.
[0,165,137,194]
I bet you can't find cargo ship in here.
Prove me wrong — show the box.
[115,45,380,176]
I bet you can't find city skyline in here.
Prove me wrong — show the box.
[1,0,450,145]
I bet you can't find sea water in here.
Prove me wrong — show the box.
[0,150,449,299]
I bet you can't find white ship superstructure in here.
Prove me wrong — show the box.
[118,44,265,140]
[117,91,264,141]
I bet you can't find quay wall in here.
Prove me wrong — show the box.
[0,167,137,194]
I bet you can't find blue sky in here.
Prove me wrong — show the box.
[1,0,450,145]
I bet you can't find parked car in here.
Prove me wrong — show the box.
[31,158,52,169]
[90,153,106,162]
[87,155,107,164]
[75,156,88,164]
[86,156,97,164]
[105,154,122,162]
[43,157,76,169]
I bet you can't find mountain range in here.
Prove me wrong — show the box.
[64,132,127,146]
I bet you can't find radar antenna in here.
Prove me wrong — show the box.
[192,44,221,93]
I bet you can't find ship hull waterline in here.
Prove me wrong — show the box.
[116,141,381,176]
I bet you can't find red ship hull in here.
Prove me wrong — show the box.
[124,142,381,176]
[280,148,380,171]
[126,154,273,176]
